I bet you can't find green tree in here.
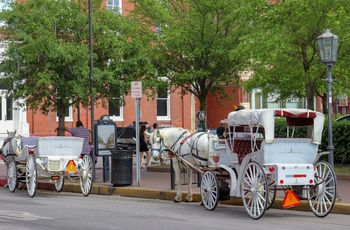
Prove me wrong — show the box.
[129,0,248,112]
[0,0,153,135]
[241,0,350,112]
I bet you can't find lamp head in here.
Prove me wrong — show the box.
[316,29,338,65]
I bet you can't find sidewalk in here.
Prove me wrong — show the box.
[1,160,350,215]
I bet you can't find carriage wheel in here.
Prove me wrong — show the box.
[79,154,93,197]
[55,175,65,192]
[307,161,336,217]
[200,170,219,211]
[26,154,37,198]
[266,176,276,210]
[266,185,276,210]
[7,161,18,192]
[241,161,268,219]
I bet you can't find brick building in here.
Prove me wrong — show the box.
[0,0,348,141]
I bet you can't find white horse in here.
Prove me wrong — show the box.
[1,130,20,160]
[148,127,217,202]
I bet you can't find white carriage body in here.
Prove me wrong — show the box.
[212,108,325,195]
[4,135,93,197]
[35,136,84,173]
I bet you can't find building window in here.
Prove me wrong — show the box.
[0,96,13,121]
[0,97,2,120]
[267,94,281,109]
[107,0,121,14]
[56,106,73,122]
[109,98,123,121]
[157,87,170,120]
[0,0,11,31]
[6,97,12,120]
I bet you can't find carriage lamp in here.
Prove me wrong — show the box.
[316,29,338,168]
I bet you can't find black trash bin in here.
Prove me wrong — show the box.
[111,149,133,186]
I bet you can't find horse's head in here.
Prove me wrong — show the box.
[148,127,191,161]
[148,129,163,161]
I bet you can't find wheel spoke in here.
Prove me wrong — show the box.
[80,155,93,196]
[26,155,37,197]
[308,161,336,217]
[241,161,267,219]
[200,170,219,211]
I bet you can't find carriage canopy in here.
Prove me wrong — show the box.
[227,109,325,144]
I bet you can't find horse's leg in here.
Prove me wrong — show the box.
[185,168,193,202]
[173,160,182,202]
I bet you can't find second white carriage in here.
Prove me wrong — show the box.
[200,108,337,219]
[5,136,93,197]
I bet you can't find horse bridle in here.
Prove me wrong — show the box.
[151,137,166,159]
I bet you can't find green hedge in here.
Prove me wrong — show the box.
[320,119,350,164]
[274,118,350,164]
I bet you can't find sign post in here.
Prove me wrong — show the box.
[131,81,142,186]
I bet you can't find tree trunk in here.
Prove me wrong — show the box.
[56,102,66,136]
[306,81,315,111]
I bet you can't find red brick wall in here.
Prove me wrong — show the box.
[206,85,241,129]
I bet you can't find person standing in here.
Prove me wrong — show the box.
[139,124,151,168]
[152,123,158,132]
[65,121,92,158]
[216,120,226,139]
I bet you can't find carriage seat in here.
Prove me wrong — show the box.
[226,137,263,164]
[261,138,318,165]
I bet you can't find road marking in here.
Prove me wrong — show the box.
[0,210,53,221]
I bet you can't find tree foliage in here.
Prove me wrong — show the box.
[129,0,248,111]
[0,0,153,134]
[240,0,350,112]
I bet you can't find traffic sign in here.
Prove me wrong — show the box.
[131,81,142,98]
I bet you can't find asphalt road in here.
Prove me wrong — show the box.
[0,189,349,230]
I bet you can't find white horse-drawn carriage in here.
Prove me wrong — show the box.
[148,108,336,219]
[1,135,93,197]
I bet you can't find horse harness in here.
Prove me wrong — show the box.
[168,132,209,163]
[1,137,15,155]
[1,136,23,159]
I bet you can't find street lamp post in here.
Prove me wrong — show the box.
[316,29,339,168]
[88,0,95,181]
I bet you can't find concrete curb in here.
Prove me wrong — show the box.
[1,177,349,216]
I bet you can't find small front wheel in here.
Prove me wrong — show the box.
[200,170,219,211]
[241,161,268,219]
[7,161,18,192]
[307,161,337,217]
[79,154,93,197]
[26,154,37,198]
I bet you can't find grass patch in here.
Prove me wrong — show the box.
[334,164,350,174]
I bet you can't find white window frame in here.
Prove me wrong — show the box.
[157,77,170,121]
[0,0,12,27]
[107,0,122,14]
[56,105,73,122]
[109,97,124,122]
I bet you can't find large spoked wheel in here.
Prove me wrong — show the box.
[241,161,268,219]
[79,154,93,197]
[200,170,219,211]
[307,161,337,217]
[266,177,277,210]
[55,175,65,192]
[7,161,18,192]
[26,155,37,198]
